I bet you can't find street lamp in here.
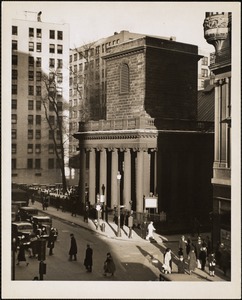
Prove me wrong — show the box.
[117,171,122,237]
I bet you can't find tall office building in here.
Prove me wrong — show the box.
[11,13,69,185]
[198,48,212,90]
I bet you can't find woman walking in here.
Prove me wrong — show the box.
[16,237,29,266]
[84,244,93,272]
[188,248,197,275]
[103,252,116,276]
[163,248,172,274]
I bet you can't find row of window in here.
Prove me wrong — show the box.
[12,84,41,96]
[12,128,60,140]
[12,99,42,110]
[12,26,63,40]
[201,56,209,66]
[12,54,63,70]
[12,114,59,125]
[12,158,59,170]
[69,39,120,62]
[201,68,209,77]
[12,143,60,154]
[12,70,63,83]
[27,41,63,54]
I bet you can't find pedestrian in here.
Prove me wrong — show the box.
[128,211,134,238]
[30,234,40,259]
[208,252,216,277]
[146,221,156,240]
[177,255,186,274]
[16,237,29,266]
[178,235,187,259]
[71,195,77,217]
[84,244,93,272]
[199,243,207,271]
[205,235,212,255]
[47,228,56,256]
[186,237,192,256]
[83,205,89,223]
[69,233,77,261]
[120,211,125,230]
[163,248,172,274]
[219,243,230,276]
[188,248,197,275]
[103,252,116,277]
[194,236,203,267]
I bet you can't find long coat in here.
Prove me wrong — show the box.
[104,255,116,274]
[84,247,93,267]
[69,236,77,255]
[188,250,197,271]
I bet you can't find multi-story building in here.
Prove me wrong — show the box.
[11,13,69,185]
[198,48,211,90]
[204,12,231,252]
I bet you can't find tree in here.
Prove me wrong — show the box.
[41,71,69,193]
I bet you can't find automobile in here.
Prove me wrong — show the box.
[18,207,39,222]
[12,221,34,247]
[12,188,29,206]
[32,215,53,239]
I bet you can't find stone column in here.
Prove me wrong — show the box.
[88,148,96,206]
[123,148,131,209]
[99,148,107,195]
[153,149,157,195]
[143,149,150,198]
[111,148,118,208]
[136,149,144,213]
[79,147,86,206]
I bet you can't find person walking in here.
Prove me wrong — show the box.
[16,237,29,266]
[47,228,56,256]
[103,252,116,276]
[177,255,186,274]
[163,248,172,274]
[128,211,134,238]
[194,236,203,268]
[199,243,207,271]
[146,221,156,240]
[84,244,93,272]
[69,233,77,261]
[178,235,187,259]
[219,243,230,276]
[208,252,216,277]
[188,247,197,275]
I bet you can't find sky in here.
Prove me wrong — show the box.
[2,1,228,52]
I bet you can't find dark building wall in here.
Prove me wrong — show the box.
[157,132,214,229]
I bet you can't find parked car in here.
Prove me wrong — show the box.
[18,207,39,222]
[12,188,29,206]
[12,221,34,247]
[32,215,53,239]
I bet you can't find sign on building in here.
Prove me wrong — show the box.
[145,197,157,209]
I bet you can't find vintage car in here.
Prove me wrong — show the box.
[12,221,34,247]
[18,207,39,222]
[32,215,55,239]
[12,188,29,206]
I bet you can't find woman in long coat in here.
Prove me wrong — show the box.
[103,252,116,276]
[16,237,29,266]
[178,235,187,259]
[188,248,197,275]
[163,248,172,274]
[84,244,93,272]
[69,233,77,261]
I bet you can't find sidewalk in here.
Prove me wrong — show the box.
[32,201,230,282]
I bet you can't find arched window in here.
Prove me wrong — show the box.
[120,63,129,93]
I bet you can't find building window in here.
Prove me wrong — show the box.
[36,57,41,67]
[120,63,129,93]
[57,102,63,111]
[12,114,17,124]
[36,115,41,125]
[12,55,18,65]
[57,59,63,68]
[12,40,18,51]
[28,129,33,139]
[27,159,33,169]
[49,144,54,154]
[36,28,42,38]
[12,158,17,169]
[12,85,17,95]
[74,53,77,61]
[79,63,83,71]
[57,87,63,97]
[202,56,208,66]
[12,99,17,109]
[12,144,17,154]
[12,26,18,35]
[49,44,55,53]
[27,144,33,154]
[29,42,34,51]
[29,28,34,37]
[95,46,100,55]
[12,69,18,80]
[36,101,41,110]
[57,73,63,83]
[201,68,208,77]
[36,71,42,81]
[28,115,34,125]
[49,130,54,139]
[36,43,41,52]
[36,130,41,139]
[49,116,55,125]
[201,80,204,89]
[57,44,63,54]
[35,144,41,154]
[28,100,34,110]
[48,158,55,169]
[12,129,17,139]
[36,86,41,96]
[57,31,63,40]
[56,130,61,140]
[35,159,41,169]
[49,58,55,68]
[50,30,55,39]
[49,102,54,111]
[28,86,34,96]
[28,70,34,81]
[29,56,34,67]
[69,55,72,63]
